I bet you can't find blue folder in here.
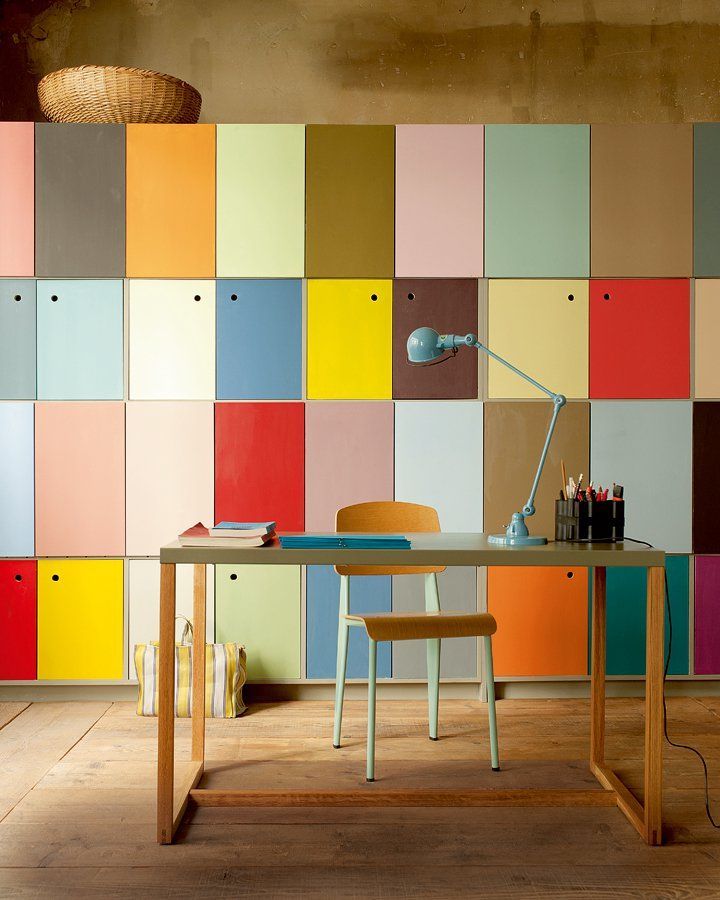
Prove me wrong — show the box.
[278,533,411,550]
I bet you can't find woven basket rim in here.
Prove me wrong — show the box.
[38,65,199,95]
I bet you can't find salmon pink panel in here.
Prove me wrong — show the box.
[0,560,37,679]
[0,123,34,276]
[589,279,690,399]
[215,403,304,532]
[35,402,125,556]
[305,402,394,531]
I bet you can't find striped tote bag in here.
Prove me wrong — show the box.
[134,618,247,718]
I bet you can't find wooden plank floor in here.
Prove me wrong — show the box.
[1,698,719,898]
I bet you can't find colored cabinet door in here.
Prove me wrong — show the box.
[695,556,720,674]
[393,568,477,678]
[0,403,34,557]
[216,279,302,399]
[693,402,720,554]
[604,557,689,676]
[306,566,391,679]
[35,402,125,557]
[307,280,392,399]
[590,401,691,553]
[126,402,214,556]
[306,125,394,278]
[305,402,394,531]
[127,560,214,676]
[215,565,301,680]
[35,123,125,277]
[488,567,589,676]
[395,401,483,532]
[589,280,690,399]
[591,125,693,277]
[694,281,720,398]
[0,280,35,399]
[38,560,123,680]
[0,560,37,680]
[0,122,33,277]
[36,280,123,400]
[129,280,215,400]
[393,279,479,399]
[487,280,588,399]
[395,125,484,277]
[694,124,720,276]
[215,403,304,531]
[484,401,589,542]
[126,124,215,278]
[216,125,305,277]
[485,125,589,278]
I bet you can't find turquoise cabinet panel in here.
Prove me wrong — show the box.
[599,556,689,676]
[216,279,302,399]
[0,280,35,399]
[485,125,589,277]
[306,565,391,679]
[36,280,124,400]
[0,403,34,556]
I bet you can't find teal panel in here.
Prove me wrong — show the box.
[0,280,35,399]
[597,556,689,676]
[694,124,720,276]
[37,280,124,400]
[485,125,589,277]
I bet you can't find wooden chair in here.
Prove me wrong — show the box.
[332,500,499,782]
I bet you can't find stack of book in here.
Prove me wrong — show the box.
[178,521,276,547]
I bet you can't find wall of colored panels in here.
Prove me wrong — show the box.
[0,121,718,687]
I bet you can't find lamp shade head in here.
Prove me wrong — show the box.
[407,326,443,365]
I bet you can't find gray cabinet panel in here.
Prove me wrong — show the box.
[0,280,36,399]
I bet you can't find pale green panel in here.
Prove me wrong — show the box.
[215,564,301,680]
[216,124,305,277]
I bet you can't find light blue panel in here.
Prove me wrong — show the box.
[0,403,34,556]
[306,565,391,679]
[590,401,691,553]
[216,279,302,399]
[37,280,123,400]
[0,280,36,399]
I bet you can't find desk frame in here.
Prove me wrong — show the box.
[156,538,665,846]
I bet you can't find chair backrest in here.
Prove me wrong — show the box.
[335,500,445,577]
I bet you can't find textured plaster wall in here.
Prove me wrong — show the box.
[2,1,720,123]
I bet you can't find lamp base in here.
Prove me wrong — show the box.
[488,533,548,546]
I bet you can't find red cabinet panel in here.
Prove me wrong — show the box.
[215,403,304,531]
[589,279,690,399]
[0,560,37,679]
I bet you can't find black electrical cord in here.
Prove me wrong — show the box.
[623,537,720,829]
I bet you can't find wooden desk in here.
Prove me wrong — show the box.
[156,535,666,846]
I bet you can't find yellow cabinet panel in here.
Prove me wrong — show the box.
[38,560,124,680]
[487,280,589,399]
[307,280,392,399]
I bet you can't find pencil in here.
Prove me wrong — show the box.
[561,459,567,500]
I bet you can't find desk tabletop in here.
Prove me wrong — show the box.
[160,533,664,567]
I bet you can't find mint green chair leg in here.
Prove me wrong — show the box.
[425,573,441,740]
[483,634,500,771]
[367,637,377,782]
[333,575,350,749]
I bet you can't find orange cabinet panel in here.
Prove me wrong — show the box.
[488,567,589,676]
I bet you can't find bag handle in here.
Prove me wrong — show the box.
[176,615,193,646]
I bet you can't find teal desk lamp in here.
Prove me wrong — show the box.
[407,327,566,546]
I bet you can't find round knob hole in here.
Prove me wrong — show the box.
[14,294,21,302]
[14,574,22,582]
[230,294,238,301]
[407,292,415,301]
[567,294,574,301]
[230,573,238,581]
[194,295,201,302]
[51,574,59,582]
[566,571,574,579]
[51,295,58,302]
[371,294,378,301]
[603,293,610,300]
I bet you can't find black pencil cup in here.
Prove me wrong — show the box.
[555,499,625,542]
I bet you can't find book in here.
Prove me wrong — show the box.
[209,521,276,538]
[179,523,276,547]
[278,533,411,550]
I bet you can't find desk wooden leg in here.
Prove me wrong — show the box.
[644,566,664,846]
[191,564,207,764]
[590,567,606,766]
[157,563,176,844]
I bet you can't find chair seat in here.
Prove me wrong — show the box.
[344,610,497,642]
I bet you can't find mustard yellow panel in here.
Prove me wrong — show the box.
[38,560,124,680]
[487,280,589,399]
[307,280,392,399]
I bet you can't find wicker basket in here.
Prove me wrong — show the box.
[37,65,202,124]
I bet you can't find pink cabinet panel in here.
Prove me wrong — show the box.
[35,402,125,556]
[0,123,34,276]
